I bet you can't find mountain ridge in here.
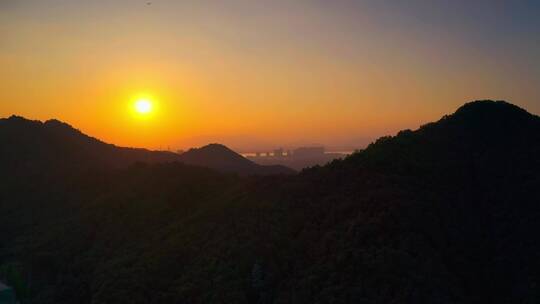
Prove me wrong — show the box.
[0,115,295,175]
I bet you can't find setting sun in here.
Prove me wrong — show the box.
[134,99,153,114]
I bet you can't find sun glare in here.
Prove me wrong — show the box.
[134,99,153,115]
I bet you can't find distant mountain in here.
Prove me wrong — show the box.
[0,100,539,304]
[178,144,294,175]
[0,116,294,175]
[0,116,179,171]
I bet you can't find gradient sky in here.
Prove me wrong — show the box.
[1,0,539,151]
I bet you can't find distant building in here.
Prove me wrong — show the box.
[293,146,325,158]
[0,282,16,304]
[273,148,284,157]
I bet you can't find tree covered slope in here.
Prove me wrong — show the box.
[0,100,538,303]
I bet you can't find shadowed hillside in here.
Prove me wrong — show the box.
[0,116,294,176]
[0,100,539,303]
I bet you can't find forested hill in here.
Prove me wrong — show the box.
[0,100,539,303]
[0,116,294,175]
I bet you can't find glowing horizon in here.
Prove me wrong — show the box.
[1,1,539,151]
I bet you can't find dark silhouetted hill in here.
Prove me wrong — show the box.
[0,115,179,171]
[179,144,295,175]
[0,100,538,303]
[0,116,294,175]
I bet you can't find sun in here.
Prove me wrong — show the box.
[134,99,153,114]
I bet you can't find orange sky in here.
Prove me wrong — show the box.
[1,1,539,151]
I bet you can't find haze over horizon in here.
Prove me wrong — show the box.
[1,0,540,151]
